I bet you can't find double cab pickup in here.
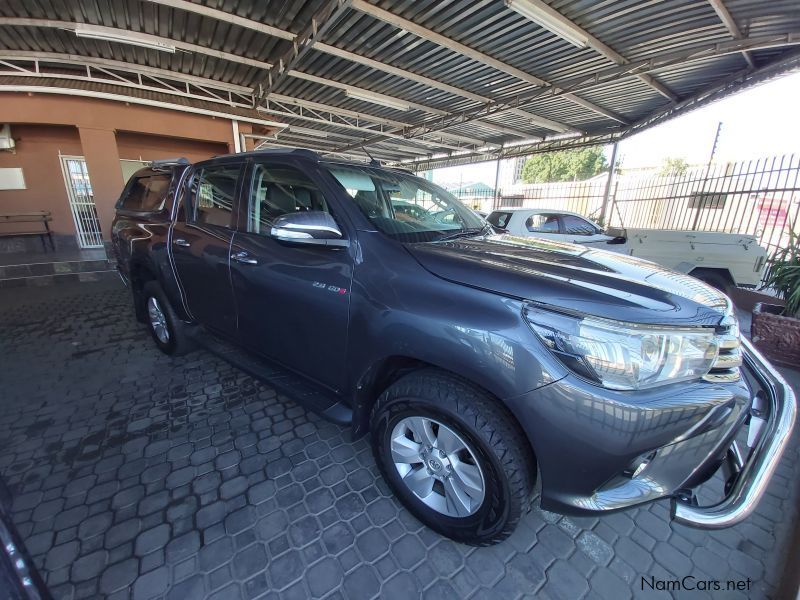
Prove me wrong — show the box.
[112,150,795,545]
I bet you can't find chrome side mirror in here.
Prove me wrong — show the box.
[270,211,349,247]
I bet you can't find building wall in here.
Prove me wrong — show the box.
[0,124,83,238]
[115,131,228,165]
[0,92,255,247]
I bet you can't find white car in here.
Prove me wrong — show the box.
[486,208,768,291]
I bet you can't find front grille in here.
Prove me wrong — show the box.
[704,321,742,383]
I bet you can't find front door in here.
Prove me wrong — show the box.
[229,159,353,391]
[171,161,242,337]
[559,214,613,246]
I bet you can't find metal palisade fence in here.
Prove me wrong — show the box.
[443,154,800,280]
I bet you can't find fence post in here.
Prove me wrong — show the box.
[599,142,619,227]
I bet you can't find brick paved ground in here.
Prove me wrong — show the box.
[0,280,797,600]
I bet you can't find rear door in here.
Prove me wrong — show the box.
[229,159,353,391]
[171,160,242,337]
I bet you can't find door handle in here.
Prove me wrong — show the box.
[173,238,191,247]
[231,251,258,265]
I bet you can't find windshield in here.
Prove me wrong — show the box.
[325,163,486,242]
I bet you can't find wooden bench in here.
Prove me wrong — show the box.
[0,211,55,251]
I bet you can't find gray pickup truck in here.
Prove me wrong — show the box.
[112,150,795,545]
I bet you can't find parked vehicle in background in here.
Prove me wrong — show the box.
[487,208,768,292]
[112,150,794,545]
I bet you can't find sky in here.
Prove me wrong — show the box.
[429,70,800,185]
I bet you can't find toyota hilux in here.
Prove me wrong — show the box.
[112,150,795,545]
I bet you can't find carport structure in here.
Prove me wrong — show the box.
[1,0,800,169]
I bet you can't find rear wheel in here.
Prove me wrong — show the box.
[142,281,192,355]
[370,369,535,545]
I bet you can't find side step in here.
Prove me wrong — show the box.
[194,331,353,426]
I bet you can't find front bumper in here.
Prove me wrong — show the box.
[670,337,796,528]
[506,338,796,527]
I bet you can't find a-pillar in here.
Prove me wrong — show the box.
[77,126,124,242]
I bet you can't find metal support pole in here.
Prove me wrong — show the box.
[492,157,501,211]
[600,142,619,227]
[692,121,723,230]
[231,120,242,153]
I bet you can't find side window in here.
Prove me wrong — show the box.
[248,163,329,235]
[188,164,241,227]
[525,213,560,233]
[487,211,512,228]
[119,173,170,212]
[561,215,597,236]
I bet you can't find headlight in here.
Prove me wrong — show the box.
[524,306,720,390]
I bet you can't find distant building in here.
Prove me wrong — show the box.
[498,157,525,190]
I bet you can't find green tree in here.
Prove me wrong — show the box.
[521,146,608,183]
[659,157,689,176]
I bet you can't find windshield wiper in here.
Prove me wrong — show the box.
[435,224,491,242]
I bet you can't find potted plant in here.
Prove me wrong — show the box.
[751,221,800,368]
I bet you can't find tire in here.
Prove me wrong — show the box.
[692,269,734,297]
[370,369,535,545]
[142,281,192,355]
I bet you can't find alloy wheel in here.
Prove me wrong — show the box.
[147,296,170,344]
[390,416,485,517]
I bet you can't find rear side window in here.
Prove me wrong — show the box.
[119,174,171,212]
[487,211,512,228]
[187,163,241,228]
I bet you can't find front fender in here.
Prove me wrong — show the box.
[345,235,567,433]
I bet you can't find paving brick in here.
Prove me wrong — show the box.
[545,560,590,599]
[653,541,694,577]
[590,565,633,600]
[99,558,139,595]
[1,282,796,600]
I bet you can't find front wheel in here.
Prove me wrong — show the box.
[370,369,535,545]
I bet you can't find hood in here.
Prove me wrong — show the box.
[405,234,730,327]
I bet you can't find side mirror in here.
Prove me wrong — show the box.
[270,211,349,247]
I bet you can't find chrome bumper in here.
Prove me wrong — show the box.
[671,337,797,528]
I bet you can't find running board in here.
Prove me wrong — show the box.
[194,331,352,426]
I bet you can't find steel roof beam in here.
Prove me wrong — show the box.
[256,0,352,99]
[708,0,756,68]
[504,0,677,101]
[348,0,627,122]
[0,17,523,141]
[0,52,474,149]
[142,0,575,133]
[258,101,468,151]
[349,0,545,87]
[332,31,800,153]
[265,92,488,147]
[0,82,288,128]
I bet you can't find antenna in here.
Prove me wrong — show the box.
[362,145,381,167]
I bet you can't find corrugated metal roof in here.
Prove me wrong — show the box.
[0,0,798,167]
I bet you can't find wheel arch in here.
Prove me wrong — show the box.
[350,356,536,467]
[689,266,736,291]
[129,259,160,322]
